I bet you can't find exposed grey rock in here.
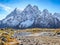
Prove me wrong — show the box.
[0,4,60,28]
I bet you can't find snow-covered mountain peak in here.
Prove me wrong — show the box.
[43,9,49,13]
[0,4,60,28]
[26,4,32,8]
[12,8,21,14]
[5,8,21,18]
[14,8,17,12]
[13,8,22,12]
[23,4,33,12]
[41,9,50,17]
[33,5,39,10]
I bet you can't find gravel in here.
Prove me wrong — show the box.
[16,36,60,45]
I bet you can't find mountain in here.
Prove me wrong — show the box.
[0,4,60,29]
[53,13,60,21]
[1,8,21,28]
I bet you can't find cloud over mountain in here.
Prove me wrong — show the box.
[0,3,12,12]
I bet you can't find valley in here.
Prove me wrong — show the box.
[0,28,60,45]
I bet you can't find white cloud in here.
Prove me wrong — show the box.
[0,14,6,20]
[0,3,12,12]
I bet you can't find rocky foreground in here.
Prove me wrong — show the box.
[17,36,60,45]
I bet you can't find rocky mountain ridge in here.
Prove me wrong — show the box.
[0,4,60,29]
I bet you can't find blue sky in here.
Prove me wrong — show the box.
[0,0,60,20]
